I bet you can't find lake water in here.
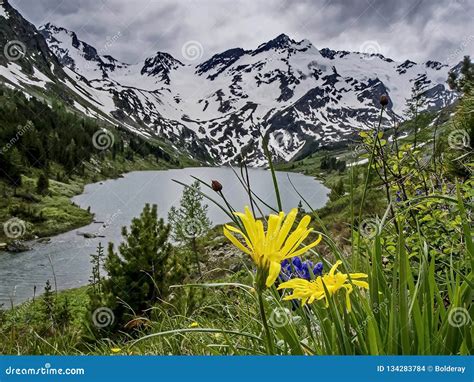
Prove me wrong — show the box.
[0,167,328,307]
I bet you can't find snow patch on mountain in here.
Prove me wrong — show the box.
[0,2,9,19]
[0,16,459,166]
[0,62,51,89]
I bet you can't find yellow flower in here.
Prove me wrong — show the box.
[224,207,322,288]
[111,348,121,353]
[278,260,369,311]
[189,322,199,328]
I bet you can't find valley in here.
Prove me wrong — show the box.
[0,0,472,359]
[0,0,460,167]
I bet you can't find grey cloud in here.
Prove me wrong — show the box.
[9,0,474,64]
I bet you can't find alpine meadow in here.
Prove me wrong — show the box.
[0,0,472,359]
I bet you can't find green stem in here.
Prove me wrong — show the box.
[257,290,274,354]
[262,135,283,211]
[358,106,385,224]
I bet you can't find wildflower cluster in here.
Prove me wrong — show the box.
[224,207,368,311]
[279,257,323,281]
[278,260,369,312]
[224,207,322,290]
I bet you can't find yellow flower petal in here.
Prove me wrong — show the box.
[278,278,311,290]
[348,273,369,279]
[285,234,322,258]
[265,261,281,287]
[225,224,254,251]
[343,284,353,312]
[329,260,343,277]
[275,208,297,249]
[223,226,251,255]
[278,264,369,312]
[352,280,369,289]
[224,208,323,289]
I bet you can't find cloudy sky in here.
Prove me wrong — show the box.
[9,0,474,65]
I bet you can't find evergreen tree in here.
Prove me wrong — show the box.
[103,204,173,327]
[89,242,105,294]
[404,88,428,148]
[320,155,346,173]
[86,243,108,335]
[42,280,55,325]
[36,172,49,195]
[448,56,474,94]
[55,297,72,330]
[168,181,211,277]
[0,147,23,187]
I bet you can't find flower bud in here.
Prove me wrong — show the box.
[380,94,389,107]
[211,180,222,192]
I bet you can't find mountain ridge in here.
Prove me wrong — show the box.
[0,0,459,165]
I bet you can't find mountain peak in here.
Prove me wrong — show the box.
[141,52,183,84]
[40,22,75,36]
[272,33,292,44]
[253,33,296,54]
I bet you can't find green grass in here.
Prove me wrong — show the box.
[0,93,472,356]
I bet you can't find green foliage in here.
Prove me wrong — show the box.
[320,155,346,173]
[36,171,49,195]
[448,56,474,94]
[329,178,345,201]
[0,76,471,357]
[102,204,174,328]
[358,96,472,274]
[168,181,211,276]
[0,86,178,186]
[42,280,55,324]
[89,242,106,294]
[0,147,23,187]
[84,243,109,338]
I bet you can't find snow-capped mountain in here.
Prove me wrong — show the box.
[0,0,459,165]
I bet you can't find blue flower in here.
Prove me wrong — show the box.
[279,257,323,281]
[292,257,302,269]
[313,262,323,276]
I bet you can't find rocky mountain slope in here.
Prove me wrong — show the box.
[0,0,458,165]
